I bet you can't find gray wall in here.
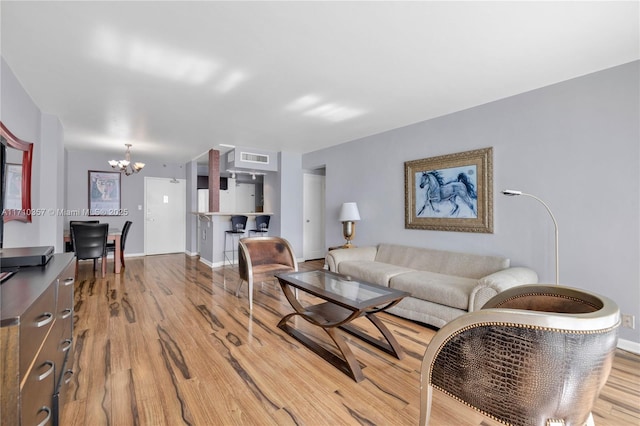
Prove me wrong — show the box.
[185,160,198,255]
[1,57,65,250]
[65,150,186,255]
[278,152,304,256]
[303,61,640,344]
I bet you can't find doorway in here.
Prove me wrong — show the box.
[144,177,186,255]
[303,172,325,260]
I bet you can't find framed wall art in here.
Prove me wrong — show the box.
[405,147,493,233]
[88,170,121,216]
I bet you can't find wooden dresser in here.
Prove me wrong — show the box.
[1,253,75,426]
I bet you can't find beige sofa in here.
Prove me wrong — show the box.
[326,243,538,328]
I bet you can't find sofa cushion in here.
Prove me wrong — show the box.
[338,260,414,287]
[375,243,510,279]
[390,271,478,310]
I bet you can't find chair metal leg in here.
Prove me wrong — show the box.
[235,279,244,297]
[420,384,433,426]
[233,236,237,265]
[235,278,254,310]
[224,233,239,266]
[585,413,595,426]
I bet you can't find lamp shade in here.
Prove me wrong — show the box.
[339,202,360,221]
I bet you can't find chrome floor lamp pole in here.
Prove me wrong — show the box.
[502,190,559,285]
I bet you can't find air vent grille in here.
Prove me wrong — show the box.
[241,152,269,164]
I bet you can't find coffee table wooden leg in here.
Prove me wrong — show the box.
[340,313,405,359]
[325,327,364,382]
[278,314,365,383]
[366,313,405,359]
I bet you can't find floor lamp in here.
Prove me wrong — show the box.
[502,190,559,285]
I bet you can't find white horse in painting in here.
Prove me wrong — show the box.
[417,171,477,217]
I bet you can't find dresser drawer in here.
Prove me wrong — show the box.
[21,343,56,426]
[19,283,56,379]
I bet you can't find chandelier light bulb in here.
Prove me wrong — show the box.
[109,144,145,176]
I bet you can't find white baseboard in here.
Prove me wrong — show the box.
[185,250,199,257]
[198,257,214,268]
[123,252,145,258]
[617,338,640,355]
[110,252,196,258]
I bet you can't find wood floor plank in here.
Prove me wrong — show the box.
[60,254,640,426]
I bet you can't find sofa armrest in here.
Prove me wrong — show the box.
[325,246,378,272]
[468,267,539,312]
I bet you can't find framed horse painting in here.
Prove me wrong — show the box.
[405,147,493,233]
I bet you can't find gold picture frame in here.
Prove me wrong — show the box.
[405,147,493,233]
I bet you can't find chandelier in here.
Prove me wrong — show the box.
[108,144,145,176]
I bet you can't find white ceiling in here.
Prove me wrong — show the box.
[1,1,638,163]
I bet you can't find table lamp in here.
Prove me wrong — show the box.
[339,202,360,248]
[502,189,559,285]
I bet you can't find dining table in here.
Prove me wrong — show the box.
[63,227,122,274]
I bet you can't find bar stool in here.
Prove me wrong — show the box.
[224,215,248,266]
[248,215,270,236]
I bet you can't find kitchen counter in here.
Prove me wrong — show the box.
[195,213,273,267]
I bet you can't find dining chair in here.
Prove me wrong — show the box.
[107,220,132,269]
[67,220,99,252]
[71,223,109,277]
[236,236,298,310]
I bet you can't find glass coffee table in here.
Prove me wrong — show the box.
[275,269,410,382]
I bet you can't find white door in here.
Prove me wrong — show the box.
[236,183,255,213]
[144,177,186,255]
[303,173,325,260]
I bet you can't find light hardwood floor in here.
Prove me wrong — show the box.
[61,254,640,426]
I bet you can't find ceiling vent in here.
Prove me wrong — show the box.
[224,147,276,172]
[241,152,269,164]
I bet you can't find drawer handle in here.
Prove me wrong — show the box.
[36,406,52,426]
[63,369,74,384]
[37,361,54,381]
[36,312,54,328]
[63,277,74,286]
[61,338,73,352]
[61,308,73,319]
